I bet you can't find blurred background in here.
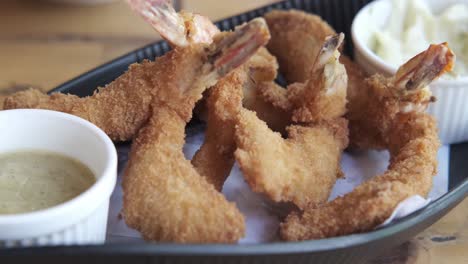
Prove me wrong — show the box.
[0,0,279,95]
[1,1,467,263]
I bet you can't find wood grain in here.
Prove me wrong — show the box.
[371,199,468,264]
[0,0,159,92]
[181,0,282,20]
[0,1,466,263]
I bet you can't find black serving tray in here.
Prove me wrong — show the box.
[1,0,467,263]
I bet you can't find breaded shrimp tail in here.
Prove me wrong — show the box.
[348,43,455,149]
[264,9,336,83]
[123,18,271,243]
[281,43,455,241]
[127,0,219,47]
[257,30,347,127]
[287,33,347,123]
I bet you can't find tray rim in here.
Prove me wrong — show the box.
[1,180,466,256]
[1,0,467,256]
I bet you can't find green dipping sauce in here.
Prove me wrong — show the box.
[0,151,96,215]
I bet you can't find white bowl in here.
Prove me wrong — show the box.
[351,0,468,144]
[0,109,117,247]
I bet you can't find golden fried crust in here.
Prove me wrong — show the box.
[238,47,283,132]
[245,47,278,82]
[191,68,246,190]
[342,55,437,151]
[235,109,348,209]
[280,113,439,240]
[257,71,348,128]
[243,81,291,133]
[265,9,336,83]
[123,108,245,243]
[241,48,291,133]
[4,89,83,113]
[340,55,368,108]
[283,48,445,240]
[257,82,291,111]
[339,55,386,149]
[122,19,272,240]
[255,54,348,130]
[3,45,209,142]
[149,46,212,120]
[3,60,158,141]
[236,19,348,209]
[195,47,279,122]
[288,60,348,123]
[192,47,282,189]
[347,74,404,150]
[122,44,247,243]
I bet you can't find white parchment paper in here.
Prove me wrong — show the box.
[106,124,449,243]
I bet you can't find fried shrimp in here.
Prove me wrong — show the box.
[123,18,271,243]
[255,33,347,124]
[347,43,454,150]
[262,9,359,125]
[260,9,348,128]
[280,43,455,240]
[281,113,439,240]
[126,0,283,188]
[2,0,220,142]
[235,34,349,209]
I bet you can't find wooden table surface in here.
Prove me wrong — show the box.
[1,1,466,263]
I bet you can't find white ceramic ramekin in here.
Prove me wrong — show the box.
[351,0,468,144]
[0,109,117,247]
